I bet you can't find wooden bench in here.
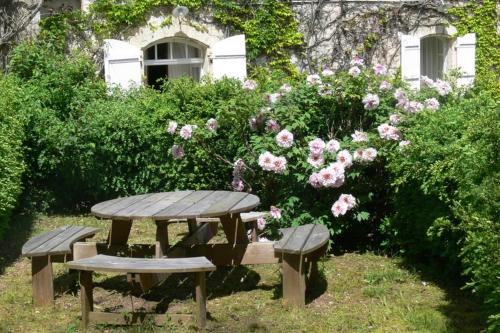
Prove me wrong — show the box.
[21,225,100,306]
[274,224,329,306]
[66,255,216,329]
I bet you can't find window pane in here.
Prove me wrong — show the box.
[172,42,186,59]
[157,43,169,59]
[188,45,200,58]
[191,67,201,81]
[145,46,155,60]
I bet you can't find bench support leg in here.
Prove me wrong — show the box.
[195,271,207,329]
[80,271,93,329]
[32,256,54,307]
[282,253,306,307]
[108,219,132,246]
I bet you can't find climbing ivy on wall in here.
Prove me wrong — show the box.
[86,0,302,74]
[449,0,499,93]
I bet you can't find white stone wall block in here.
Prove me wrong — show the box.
[212,35,247,81]
[455,33,476,87]
[103,39,142,91]
[400,34,421,90]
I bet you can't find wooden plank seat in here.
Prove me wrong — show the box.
[21,225,100,306]
[66,255,216,329]
[274,224,329,306]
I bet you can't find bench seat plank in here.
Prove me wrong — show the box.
[67,255,216,273]
[22,226,100,257]
[274,224,329,255]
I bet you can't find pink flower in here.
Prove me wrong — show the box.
[354,148,377,162]
[377,124,401,140]
[309,172,322,189]
[280,84,292,93]
[350,55,364,66]
[348,66,361,77]
[249,117,258,130]
[331,200,348,217]
[373,64,387,76]
[267,92,281,104]
[405,101,424,114]
[351,130,368,142]
[242,79,257,90]
[362,93,380,110]
[257,217,266,230]
[435,79,452,96]
[270,206,281,219]
[180,125,193,140]
[399,140,411,148]
[309,138,326,155]
[258,151,275,171]
[339,194,357,209]
[206,118,218,132]
[336,150,353,168]
[379,81,392,91]
[167,121,177,134]
[394,89,406,100]
[322,67,334,76]
[425,98,440,111]
[231,177,244,191]
[326,139,340,153]
[171,145,185,159]
[307,153,325,168]
[276,129,294,148]
[421,76,435,88]
[266,119,280,132]
[319,163,345,188]
[272,156,287,174]
[306,74,322,85]
[233,158,246,177]
[389,114,402,125]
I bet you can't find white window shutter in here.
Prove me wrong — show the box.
[211,34,247,81]
[455,33,476,87]
[103,39,142,90]
[400,34,421,90]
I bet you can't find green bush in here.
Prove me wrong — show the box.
[0,76,27,237]
[385,91,500,329]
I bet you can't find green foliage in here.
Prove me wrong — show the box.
[449,0,500,94]
[385,91,500,329]
[0,76,26,237]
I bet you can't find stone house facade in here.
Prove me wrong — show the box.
[39,0,477,90]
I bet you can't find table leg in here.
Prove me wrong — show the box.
[107,219,133,246]
[155,221,169,258]
[282,253,306,307]
[187,218,198,235]
[220,213,249,245]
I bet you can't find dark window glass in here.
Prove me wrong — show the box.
[146,46,155,60]
[147,65,168,90]
[157,43,169,59]
[188,45,200,58]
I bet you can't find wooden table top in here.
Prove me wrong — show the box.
[91,190,260,221]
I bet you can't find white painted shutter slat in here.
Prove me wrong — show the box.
[456,33,476,87]
[212,35,247,81]
[400,34,421,90]
[104,39,142,91]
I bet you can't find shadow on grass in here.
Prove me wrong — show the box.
[396,256,487,333]
[0,213,36,275]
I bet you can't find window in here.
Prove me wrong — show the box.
[144,39,204,88]
[420,36,449,80]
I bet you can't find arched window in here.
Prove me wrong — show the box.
[144,38,204,88]
[420,36,449,80]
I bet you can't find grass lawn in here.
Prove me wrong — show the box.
[0,215,486,333]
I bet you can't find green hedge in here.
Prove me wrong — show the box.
[385,91,500,329]
[0,76,26,237]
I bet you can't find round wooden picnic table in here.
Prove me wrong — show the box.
[91,190,261,256]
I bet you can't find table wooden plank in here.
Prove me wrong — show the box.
[301,224,329,254]
[153,191,214,219]
[179,191,235,218]
[91,194,151,219]
[67,255,216,273]
[26,226,85,257]
[200,192,250,217]
[223,193,260,215]
[130,191,193,218]
[111,193,159,216]
[279,224,315,254]
[90,197,127,214]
